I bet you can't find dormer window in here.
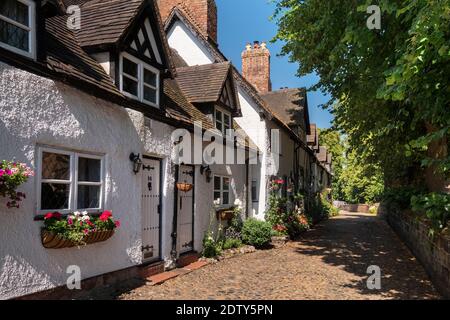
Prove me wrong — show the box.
[0,0,35,59]
[119,53,160,107]
[215,107,232,136]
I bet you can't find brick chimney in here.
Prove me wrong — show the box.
[157,0,218,43]
[242,41,272,93]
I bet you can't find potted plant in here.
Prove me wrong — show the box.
[41,211,120,249]
[0,160,34,208]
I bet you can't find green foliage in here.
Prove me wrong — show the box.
[222,238,243,250]
[383,186,426,211]
[265,194,310,237]
[273,0,450,186]
[340,149,385,204]
[318,129,346,199]
[411,193,450,237]
[202,231,223,258]
[43,211,120,246]
[241,218,274,248]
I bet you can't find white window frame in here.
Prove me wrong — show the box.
[213,175,231,207]
[0,0,36,59]
[36,147,105,215]
[119,52,160,108]
[214,106,232,136]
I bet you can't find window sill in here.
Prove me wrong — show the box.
[34,210,103,221]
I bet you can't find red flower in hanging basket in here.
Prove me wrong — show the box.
[276,179,285,185]
[99,210,112,221]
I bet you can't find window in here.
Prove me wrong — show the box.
[0,0,35,59]
[120,53,159,107]
[251,180,258,202]
[214,107,231,136]
[213,176,230,206]
[37,148,104,214]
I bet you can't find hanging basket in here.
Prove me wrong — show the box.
[41,229,115,249]
[176,182,193,193]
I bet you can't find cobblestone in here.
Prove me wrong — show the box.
[117,212,440,300]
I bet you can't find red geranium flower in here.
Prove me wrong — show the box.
[44,212,62,220]
[115,221,121,228]
[100,210,112,222]
[276,179,285,185]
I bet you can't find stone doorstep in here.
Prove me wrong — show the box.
[148,261,209,286]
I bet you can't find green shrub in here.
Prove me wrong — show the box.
[241,218,273,248]
[202,231,222,258]
[411,193,450,238]
[222,238,242,250]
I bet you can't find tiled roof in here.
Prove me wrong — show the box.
[74,0,142,48]
[0,0,210,131]
[317,146,328,163]
[176,62,231,103]
[307,124,319,151]
[45,15,121,96]
[261,88,308,130]
[164,79,214,130]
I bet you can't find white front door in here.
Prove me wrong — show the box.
[141,158,161,263]
[178,165,194,254]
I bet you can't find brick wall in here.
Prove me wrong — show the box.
[157,0,218,42]
[385,208,450,298]
[241,41,272,94]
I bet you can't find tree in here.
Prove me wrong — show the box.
[319,129,384,203]
[317,128,345,199]
[273,0,450,190]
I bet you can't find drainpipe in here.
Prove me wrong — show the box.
[170,164,180,267]
[245,158,250,219]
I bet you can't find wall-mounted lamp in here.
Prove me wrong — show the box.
[129,153,143,174]
[200,165,212,183]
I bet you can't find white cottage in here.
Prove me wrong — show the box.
[0,0,250,299]
[158,0,318,218]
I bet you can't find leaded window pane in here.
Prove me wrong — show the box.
[77,185,100,209]
[41,183,70,210]
[0,0,29,26]
[42,152,70,180]
[78,157,101,182]
[0,20,28,51]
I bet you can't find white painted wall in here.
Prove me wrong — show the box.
[167,21,214,66]
[0,61,168,299]
[234,88,269,219]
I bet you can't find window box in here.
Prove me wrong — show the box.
[216,208,235,221]
[41,229,115,249]
[41,211,120,249]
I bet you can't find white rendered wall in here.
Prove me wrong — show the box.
[0,61,148,299]
[167,21,215,66]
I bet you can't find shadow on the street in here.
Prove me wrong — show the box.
[292,212,441,300]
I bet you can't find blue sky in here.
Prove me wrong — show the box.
[216,0,333,129]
